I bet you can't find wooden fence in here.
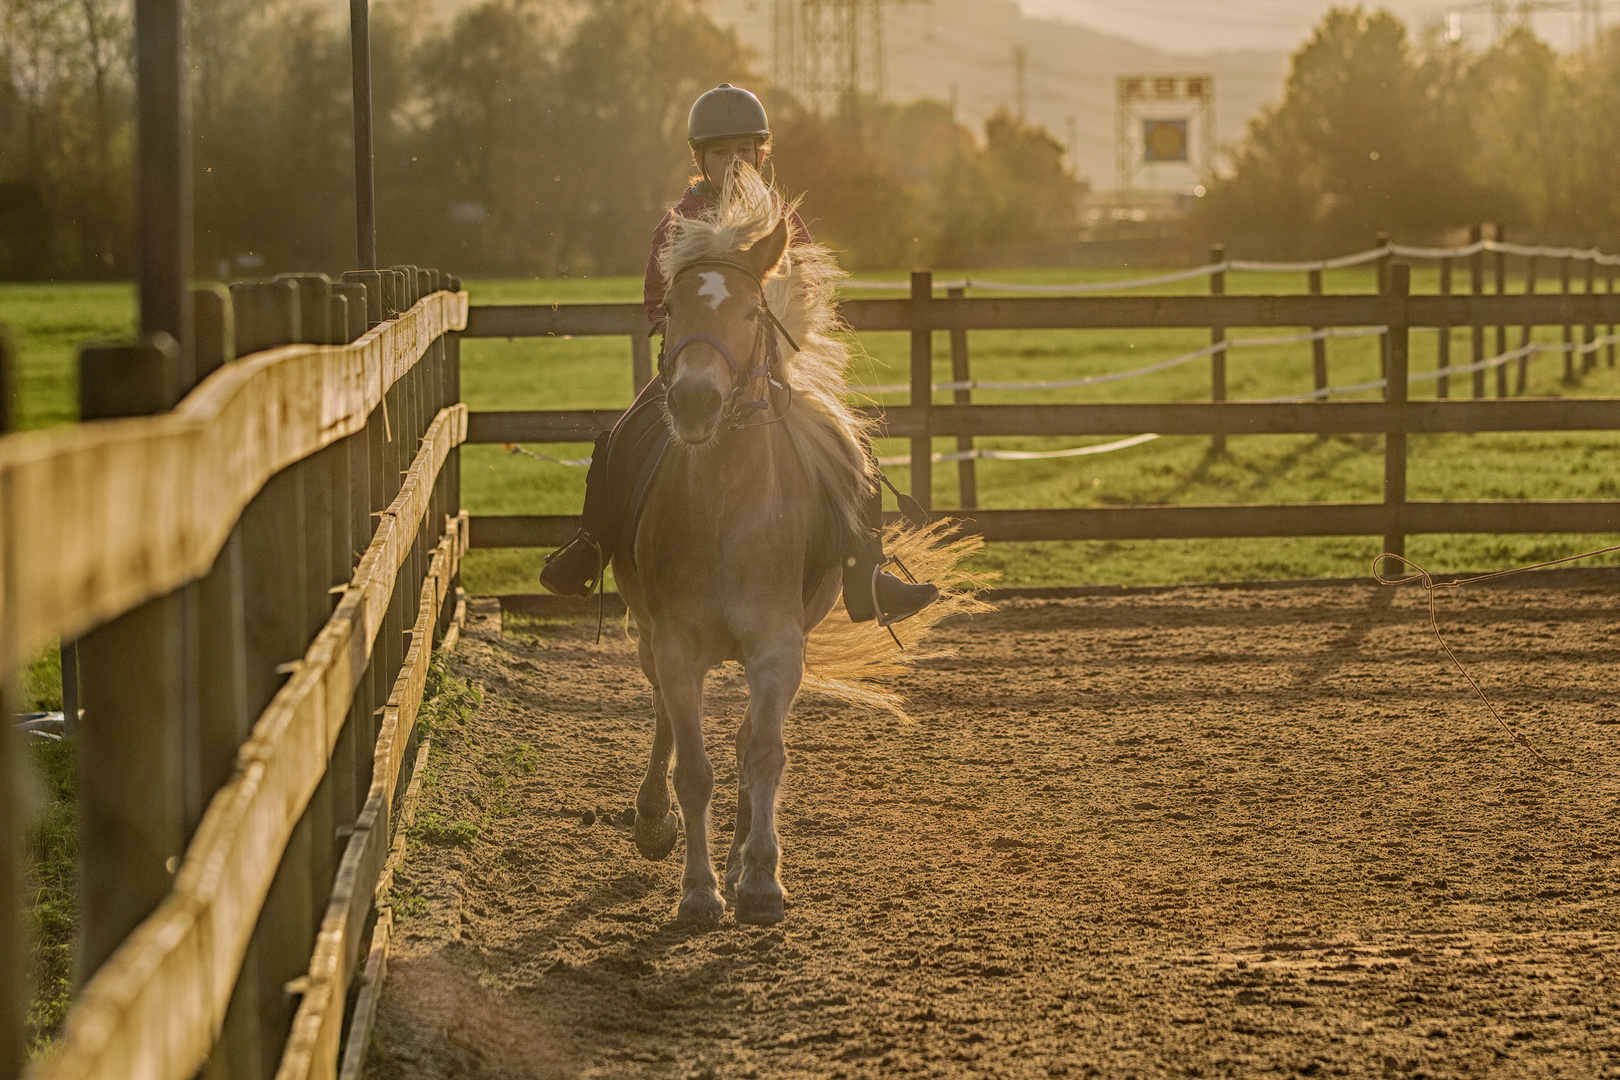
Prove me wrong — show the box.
[2,267,468,1080]
[463,265,1620,558]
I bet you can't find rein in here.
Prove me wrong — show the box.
[659,259,799,430]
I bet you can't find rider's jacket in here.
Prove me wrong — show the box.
[642,179,812,332]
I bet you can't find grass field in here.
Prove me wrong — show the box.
[6,267,1620,602]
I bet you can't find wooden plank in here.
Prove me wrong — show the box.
[1209,246,1226,456]
[922,502,1620,541]
[28,406,467,1080]
[465,293,1620,339]
[1382,265,1411,558]
[862,399,1620,439]
[465,410,622,444]
[947,287,976,510]
[471,500,1620,548]
[909,272,933,510]
[335,910,389,1080]
[463,302,647,338]
[0,292,468,684]
[470,514,582,548]
[279,530,464,1080]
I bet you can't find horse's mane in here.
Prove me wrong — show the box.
[657,166,876,540]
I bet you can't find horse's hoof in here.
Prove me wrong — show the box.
[735,881,785,925]
[676,888,725,928]
[635,811,678,861]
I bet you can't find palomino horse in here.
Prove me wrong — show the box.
[614,169,968,926]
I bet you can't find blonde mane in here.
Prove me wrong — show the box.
[657,166,876,539]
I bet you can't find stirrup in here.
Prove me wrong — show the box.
[542,529,604,586]
[542,530,612,644]
[870,554,939,634]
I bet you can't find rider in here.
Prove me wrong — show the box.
[539,83,939,626]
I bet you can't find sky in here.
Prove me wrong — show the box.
[1014,0,1593,56]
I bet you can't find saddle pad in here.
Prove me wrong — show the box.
[604,389,672,549]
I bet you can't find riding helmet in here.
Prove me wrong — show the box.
[687,84,771,146]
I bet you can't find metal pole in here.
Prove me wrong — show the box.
[0,333,19,1080]
[350,0,378,270]
[134,0,193,381]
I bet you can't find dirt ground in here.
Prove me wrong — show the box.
[371,573,1620,1080]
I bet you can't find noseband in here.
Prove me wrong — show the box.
[659,259,800,429]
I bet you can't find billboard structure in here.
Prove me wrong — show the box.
[1115,75,1214,199]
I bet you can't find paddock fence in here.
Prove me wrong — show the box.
[3,266,469,1080]
[463,232,1620,559]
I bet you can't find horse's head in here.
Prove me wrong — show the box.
[659,216,791,444]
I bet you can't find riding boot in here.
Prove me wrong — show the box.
[840,529,941,625]
[540,431,615,597]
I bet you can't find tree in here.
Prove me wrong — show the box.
[1202,6,1493,240]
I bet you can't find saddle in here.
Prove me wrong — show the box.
[601,384,672,558]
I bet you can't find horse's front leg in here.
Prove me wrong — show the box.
[655,641,724,926]
[723,713,754,894]
[734,638,803,925]
[634,635,679,860]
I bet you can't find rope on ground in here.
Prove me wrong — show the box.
[1373,546,1620,773]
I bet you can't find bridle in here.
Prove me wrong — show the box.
[658,259,800,430]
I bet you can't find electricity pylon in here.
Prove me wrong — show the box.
[771,0,928,113]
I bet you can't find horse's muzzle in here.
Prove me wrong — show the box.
[666,378,724,443]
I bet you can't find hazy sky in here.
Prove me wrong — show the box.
[1014,0,1590,56]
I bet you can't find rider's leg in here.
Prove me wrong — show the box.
[540,379,669,596]
[538,431,615,596]
[839,471,939,625]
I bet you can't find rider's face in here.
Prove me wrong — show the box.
[698,137,764,180]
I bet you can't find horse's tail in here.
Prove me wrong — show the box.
[802,519,997,719]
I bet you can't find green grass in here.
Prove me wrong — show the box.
[0,283,136,430]
[5,272,1619,595]
[22,736,77,1056]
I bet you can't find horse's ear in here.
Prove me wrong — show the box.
[742,217,790,281]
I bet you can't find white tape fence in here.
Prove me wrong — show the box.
[836,238,1620,294]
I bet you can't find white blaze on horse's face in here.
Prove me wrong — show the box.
[697,271,730,311]
[663,266,756,445]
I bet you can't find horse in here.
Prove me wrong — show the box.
[613,167,986,927]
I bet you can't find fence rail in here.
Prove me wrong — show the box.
[460,263,1620,556]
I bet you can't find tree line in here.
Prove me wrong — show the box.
[1198,7,1620,246]
[0,0,1083,280]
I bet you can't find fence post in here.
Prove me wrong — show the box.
[74,335,200,984]
[1375,233,1391,380]
[1582,251,1597,374]
[1561,254,1575,385]
[0,330,19,1080]
[1436,257,1452,399]
[909,271,933,513]
[1493,225,1508,397]
[1469,225,1485,398]
[947,285,976,509]
[1383,263,1411,560]
[1608,264,1616,368]
[194,284,234,380]
[1516,256,1537,396]
[1308,267,1328,402]
[1209,245,1226,456]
